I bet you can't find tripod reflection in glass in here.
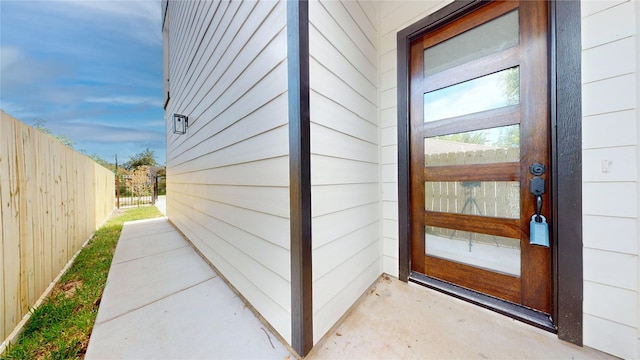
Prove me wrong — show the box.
[450,181,498,251]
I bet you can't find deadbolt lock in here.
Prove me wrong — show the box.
[529,163,546,176]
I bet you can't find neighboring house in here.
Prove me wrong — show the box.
[162,1,639,358]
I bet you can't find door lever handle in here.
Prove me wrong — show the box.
[534,194,543,222]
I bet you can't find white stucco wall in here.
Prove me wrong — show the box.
[164,0,292,343]
[309,0,381,343]
[581,1,639,358]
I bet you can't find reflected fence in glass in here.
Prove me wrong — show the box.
[425,125,520,163]
[425,181,520,219]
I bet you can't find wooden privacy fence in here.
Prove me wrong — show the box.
[0,111,115,348]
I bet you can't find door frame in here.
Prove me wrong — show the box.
[397,0,583,345]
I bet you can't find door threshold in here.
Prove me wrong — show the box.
[409,271,556,333]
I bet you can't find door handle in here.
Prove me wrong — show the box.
[529,163,550,247]
[529,162,546,221]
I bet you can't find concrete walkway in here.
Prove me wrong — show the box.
[155,195,167,216]
[85,217,293,359]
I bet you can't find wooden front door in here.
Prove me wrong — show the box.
[409,1,551,313]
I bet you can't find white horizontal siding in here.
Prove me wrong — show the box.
[583,74,636,116]
[165,0,291,343]
[584,314,637,359]
[311,156,378,185]
[170,200,291,340]
[171,191,290,281]
[313,203,380,250]
[311,124,378,163]
[581,1,640,358]
[313,247,380,341]
[311,91,378,144]
[309,0,381,344]
[583,215,638,254]
[170,123,289,174]
[170,92,289,173]
[582,0,635,50]
[583,110,637,148]
[169,1,287,157]
[378,1,451,277]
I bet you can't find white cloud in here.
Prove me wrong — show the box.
[0,101,35,119]
[85,95,163,107]
[57,120,164,143]
[0,46,25,72]
[0,45,71,92]
[38,0,163,45]
[66,0,160,21]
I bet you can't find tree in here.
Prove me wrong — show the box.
[439,130,487,145]
[156,167,167,195]
[129,165,152,206]
[494,126,520,149]
[500,67,520,106]
[88,153,115,171]
[124,148,157,170]
[31,118,75,148]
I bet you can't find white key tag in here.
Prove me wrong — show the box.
[530,215,550,247]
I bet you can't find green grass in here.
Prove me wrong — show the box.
[1,206,163,360]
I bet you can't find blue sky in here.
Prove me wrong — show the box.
[0,0,165,165]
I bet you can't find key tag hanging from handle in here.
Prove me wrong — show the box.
[529,192,550,247]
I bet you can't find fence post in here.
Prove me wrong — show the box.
[116,175,120,209]
[153,175,158,204]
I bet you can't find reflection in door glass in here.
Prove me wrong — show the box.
[425,125,520,165]
[425,226,521,276]
[424,67,519,122]
[425,181,520,219]
[424,10,519,76]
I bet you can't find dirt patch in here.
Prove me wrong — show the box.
[107,208,127,220]
[77,335,91,357]
[61,280,82,298]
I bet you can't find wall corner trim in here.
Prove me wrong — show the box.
[552,0,583,345]
[287,0,313,357]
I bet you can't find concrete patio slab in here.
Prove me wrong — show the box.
[307,275,615,359]
[85,217,293,359]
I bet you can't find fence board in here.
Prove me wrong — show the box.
[0,111,114,348]
[0,119,4,343]
[1,116,20,341]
